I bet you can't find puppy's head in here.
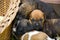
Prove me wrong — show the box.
[30,10,44,20]
[13,19,34,37]
[29,10,45,30]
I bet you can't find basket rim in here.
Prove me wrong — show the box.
[0,0,20,34]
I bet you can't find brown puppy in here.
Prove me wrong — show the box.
[18,0,37,18]
[21,31,55,40]
[29,10,45,31]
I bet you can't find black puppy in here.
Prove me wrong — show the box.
[13,19,34,36]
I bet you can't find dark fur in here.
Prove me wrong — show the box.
[43,19,57,38]
[34,0,59,19]
[54,19,60,35]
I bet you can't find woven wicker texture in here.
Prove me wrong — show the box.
[0,0,20,40]
[0,0,10,16]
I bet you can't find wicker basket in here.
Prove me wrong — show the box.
[0,0,20,40]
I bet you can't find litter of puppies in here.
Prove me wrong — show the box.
[12,0,60,40]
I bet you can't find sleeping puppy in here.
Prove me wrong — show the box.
[45,19,60,36]
[29,10,45,31]
[18,0,37,19]
[12,18,35,39]
[21,31,55,40]
[43,19,57,39]
[53,19,60,35]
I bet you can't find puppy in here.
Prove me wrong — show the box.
[29,10,45,31]
[21,31,55,40]
[12,13,34,40]
[18,0,37,19]
[13,18,34,37]
[53,19,60,35]
[46,19,60,36]
[43,19,57,39]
